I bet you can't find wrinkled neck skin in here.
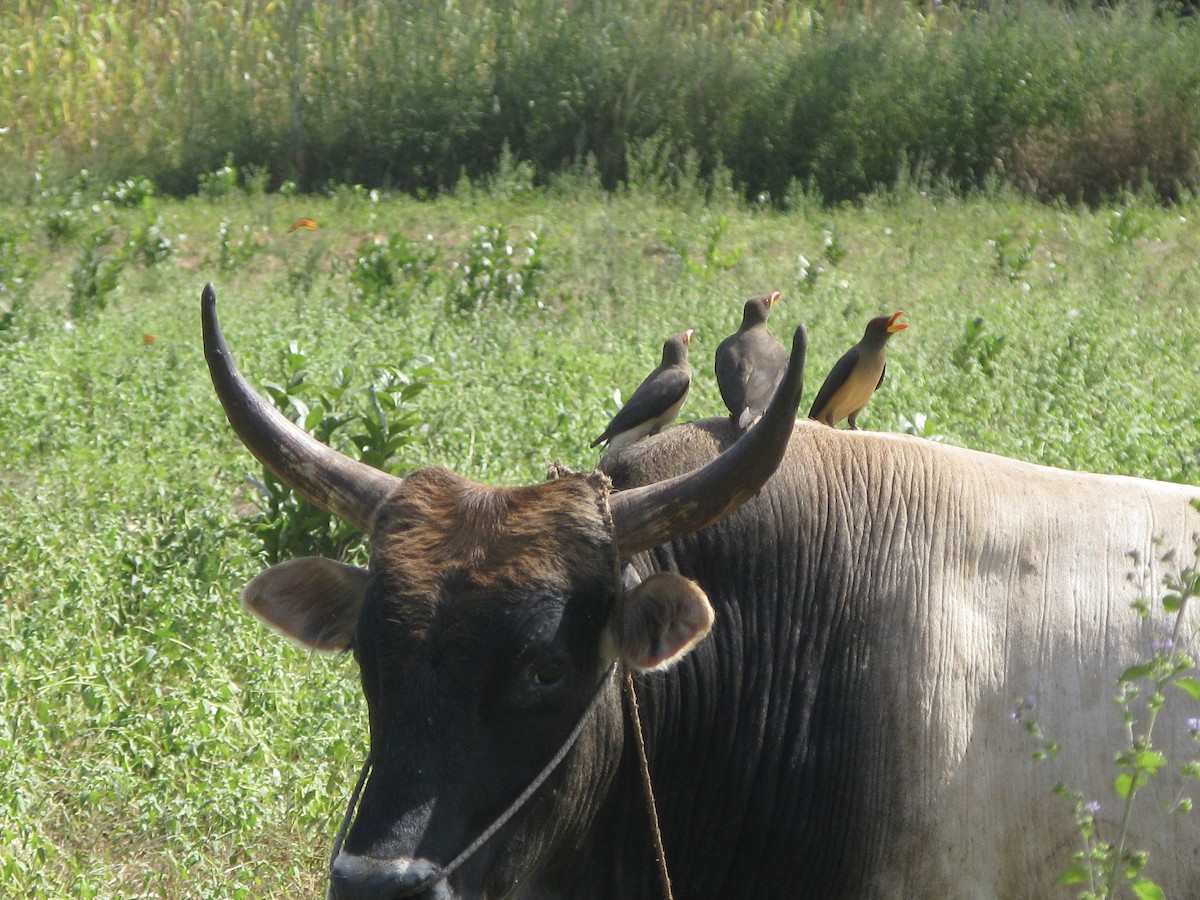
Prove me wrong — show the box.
[593,418,865,898]
[599,417,1200,899]
[615,508,850,898]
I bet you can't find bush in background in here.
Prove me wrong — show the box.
[4,1,1200,205]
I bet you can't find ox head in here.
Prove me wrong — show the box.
[202,284,806,899]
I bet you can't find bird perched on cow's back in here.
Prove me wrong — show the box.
[715,291,788,432]
[591,329,695,454]
[808,310,907,430]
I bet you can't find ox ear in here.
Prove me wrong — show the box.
[603,573,714,672]
[242,557,370,652]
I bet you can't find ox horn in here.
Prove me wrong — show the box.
[202,283,401,535]
[610,324,807,557]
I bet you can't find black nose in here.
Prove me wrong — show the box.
[328,854,447,900]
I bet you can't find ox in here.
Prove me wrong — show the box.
[203,284,1200,898]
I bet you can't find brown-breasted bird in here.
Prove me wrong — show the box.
[591,329,694,453]
[714,292,787,431]
[808,310,907,429]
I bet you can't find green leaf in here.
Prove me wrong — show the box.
[1135,749,1168,773]
[1131,877,1165,900]
[1163,593,1183,612]
[1054,864,1090,886]
[1119,662,1156,683]
[1115,772,1139,798]
[1174,676,1200,700]
[302,406,323,432]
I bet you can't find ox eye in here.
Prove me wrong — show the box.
[529,658,566,687]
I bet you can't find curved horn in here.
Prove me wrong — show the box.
[202,283,401,535]
[610,324,807,557]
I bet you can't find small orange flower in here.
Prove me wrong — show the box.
[288,217,318,233]
[143,333,155,344]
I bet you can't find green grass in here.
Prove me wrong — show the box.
[2,178,1200,895]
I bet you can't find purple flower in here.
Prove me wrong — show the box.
[1083,800,1101,817]
[1151,634,1175,652]
[1187,717,1200,738]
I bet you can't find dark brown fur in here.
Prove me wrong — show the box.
[369,467,620,623]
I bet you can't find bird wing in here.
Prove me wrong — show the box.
[714,338,752,416]
[742,338,789,414]
[876,363,886,392]
[591,366,690,447]
[808,346,861,419]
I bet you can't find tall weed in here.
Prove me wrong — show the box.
[248,341,435,564]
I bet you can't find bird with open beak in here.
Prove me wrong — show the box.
[808,310,907,430]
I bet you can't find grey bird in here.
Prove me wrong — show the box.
[715,292,788,431]
[591,329,695,453]
[808,310,907,429]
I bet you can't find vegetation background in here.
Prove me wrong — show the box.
[4,0,1200,204]
[2,0,1200,896]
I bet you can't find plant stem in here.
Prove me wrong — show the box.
[1104,591,1193,897]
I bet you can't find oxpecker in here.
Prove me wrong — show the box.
[591,329,694,453]
[808,310,907,429]
[715,291,788,431]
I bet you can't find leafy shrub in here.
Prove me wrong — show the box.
[659,213,744,281]
[993,226,1040,283]
[1007,90,1198,205]
[1107,208,1150,249]
[248,340,435,564]
[43,207,85,242]
[102,176,156,207]
[349,234,440,314]
[0,231,32,338]
[449,225,542,313]
[127,208,174,267]
[951,316,1006,377]
[484,144,537,201]
[67,227,125,319]
[211,220,261,272]
[198,156,240,200]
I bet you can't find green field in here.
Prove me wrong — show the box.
[2,176,1200,895]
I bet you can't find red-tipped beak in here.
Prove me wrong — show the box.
[886,310,907,333]
[683,328,695,345]
[766,291,782,308]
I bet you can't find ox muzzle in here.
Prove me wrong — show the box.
[327,663,617,900]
